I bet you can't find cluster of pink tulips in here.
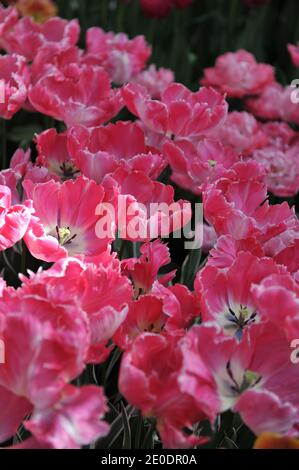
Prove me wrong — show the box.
[0,2,298,449]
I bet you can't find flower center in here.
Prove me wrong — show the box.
[224,304,257,340]
[208,159,217,167]
[142,322,164,334]
[226,361,262,395]
[60,161,80,181]
[56,226,77,246]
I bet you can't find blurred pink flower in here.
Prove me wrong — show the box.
[202,49,274,98]
[0,54,29,119]
[132,64,174,99]
[164,137,239,194]
[246,82,299,125]
[85,27,151,84]
[209,111,267,156]
[288,43,299,68]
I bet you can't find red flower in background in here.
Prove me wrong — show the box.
[288,43,299,67]
[244,0,270,5]
[140,0,174,18]
[140,0,193,18]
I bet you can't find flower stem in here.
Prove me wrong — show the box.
[21,241,27,275]
[101,0,108,26]
[116,2,125,33]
